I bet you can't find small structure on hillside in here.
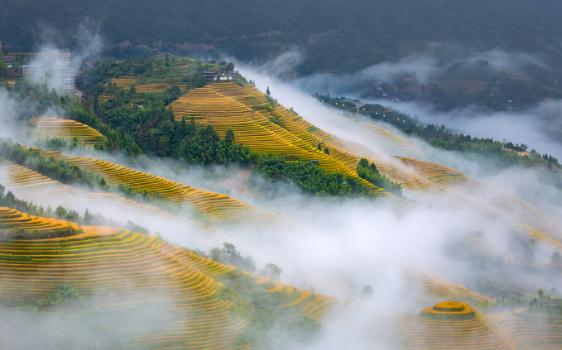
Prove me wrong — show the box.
[204,70,219,81]
[421,301,476,320]
[205,70,240,82]
[205,62,241,82]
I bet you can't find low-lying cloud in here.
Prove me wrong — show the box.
[27,24,102,94]
[0,44,560,350]
[289,44,547,98]
[227,62,562,348]
[367,98,562,160]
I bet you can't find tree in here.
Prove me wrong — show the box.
[359,158,370,168]
[225,129,235,144]
[210,243,256,272]
[261,263,282,281]
[537,289,545,300]
[84,209,93,225]
[266,86,271,96]
[55,206,67,219]
[361,285,374,299]
[0,60,7,78]
[40,283,82,307]
[165,85,182,103]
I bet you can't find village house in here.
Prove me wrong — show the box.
[205,70,240,82]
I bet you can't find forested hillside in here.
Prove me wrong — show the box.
[2,0,562,74]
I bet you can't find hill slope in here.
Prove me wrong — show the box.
[0,207,333,348]
[2,0,562,74]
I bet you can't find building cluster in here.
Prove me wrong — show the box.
[2,53,21,76]
[204,62,241,82]
[23,50,75,91]
[1,44,76,93]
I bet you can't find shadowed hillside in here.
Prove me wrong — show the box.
[2,0,562,75]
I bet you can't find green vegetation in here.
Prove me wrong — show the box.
[319,95,562,173]
[5,2,562,111]
[40,283,83,308]
[205,242,317,346]
[209,243,283,282]
[257,156,368,196]
[4,0,562,79]
[0,183,148,232]
[357,158,402,195]
[210,243,257,272]
[70,57,377,196]
[260,263,282,282]
[0,283,85,308]
[0,139,104,188]
[0,182,80,222]
[218,271,319,349]
[0,140,175,211]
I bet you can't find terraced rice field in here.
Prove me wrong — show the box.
[210,83,466,190]
[137,83,189,93]
[0,210,330,349]
[394,275,562,348]
[170,84,383,193]
[397,157,467,188]
[33,149,268,223]
[0,216,244,348]
[407,271,495,307]
[111,76,138,88]
[293,117,465,190]
[362,122,414,152]
[171,82,465,191]
[421,301,476,319]
[396,309,510,349]
[30,117,107,146]
[110,77,189,94]
[0,161,200,231]
[258,276,336,322]
[490,308,562,349]
[0,206,81,238]
[303,125,465,190]
[1,80,16,89]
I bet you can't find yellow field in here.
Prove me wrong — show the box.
[0,206,81,237]
[33,149,270,223]
[111,77,189,94]
[422,301,476,319]
[396,311,510,349]
[0,80,16,89]
[0,213,244,348]
[210,82,467,190]
[406,270,495,307]
[171,83,384,193]
[111,76,138,88]
[30,117,107,146]
[0,210,332,349]
[489,308,562,349]
[171,82,466,191]
[258,276,336,322]
[397,299,562,349]
[0,161,201,231]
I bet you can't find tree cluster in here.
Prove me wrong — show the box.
[357,158,402,195]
